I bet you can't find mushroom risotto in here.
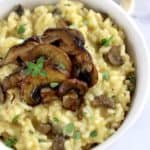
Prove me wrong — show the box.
[0,0,135,149]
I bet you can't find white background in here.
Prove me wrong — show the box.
[110,0,150,149]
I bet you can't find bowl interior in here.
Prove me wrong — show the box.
[0,0,149,150]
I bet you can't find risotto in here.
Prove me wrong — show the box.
[0,0,135,150]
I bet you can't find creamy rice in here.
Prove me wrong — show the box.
[0,0,135,149]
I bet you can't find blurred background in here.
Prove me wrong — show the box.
[110,0,150,149]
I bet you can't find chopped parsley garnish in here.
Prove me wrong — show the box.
[90,130,97,138]
[4,137,17,148]
[12,114,20,123]
[17,24,26,34]
[73,131,81,140]
[50,82,59,88]
[63,123,75,135]
[53,117,59,123]
[24,56,47,77]
[101,36,113,47]
[102,71,109,80]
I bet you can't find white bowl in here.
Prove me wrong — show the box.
[0,0,150,150]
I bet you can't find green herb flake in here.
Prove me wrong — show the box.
[12,114,20,123]
[101,36,113,47]
[73,131,81,140]
[90,130,97,138]
[64,3,71,6]
[29,130,34,134]
[17,24,26,34]
[39,70,47,77]
[63,123,75,135]
[24,56,47,77]
[69,24,76,29]
[4,137,17,148]
[50,82,59,88]
[38,139,47,143]
[53,117,59,123]
[102,71,109,80]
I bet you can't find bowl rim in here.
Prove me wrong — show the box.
[0,0,150,150]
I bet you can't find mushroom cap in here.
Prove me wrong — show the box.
[42,28,85,55]
[104,46,124,66]
[0,37,39,67]
[58,79,88,96]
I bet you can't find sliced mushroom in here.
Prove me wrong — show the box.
[0,38,39,67]
[62,90,80,111]
[104,46,124,66]
[40,87,58,104]
[42,28,85,55]
[58,79,87,111]
[72,51,98,87]
[21,67,67,106]
[91,95,115,109]
[16,56,27,69]
[31,85,58,105]
[36,123,52,135]
[52,135,65,150]
[28,44,72,77]
[58,79,88,96]
[0,85,5,103]
[1,71,23,92]
[68,29,85,50]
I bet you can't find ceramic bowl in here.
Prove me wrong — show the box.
[0,0,149,149]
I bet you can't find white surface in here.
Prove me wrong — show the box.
[109,0,150,150]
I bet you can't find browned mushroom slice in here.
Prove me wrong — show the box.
[91,95,115,109]
[0,38,39,67]
[1,71,23,92]
[52,135,65,150]
[62,90,80,111]
[35,123,52,135]
[72,51,93,76]
[31,85,58,105]
[58,79,88,96]
[0,85,5,103]
[28,44,72,77]
[21,67,66,106]
[42,28,85,55]
[104,46,124,66]
[68,29,85,46]
[72,51,98,87]
[59,79,87,111]
[40,87,58,104]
